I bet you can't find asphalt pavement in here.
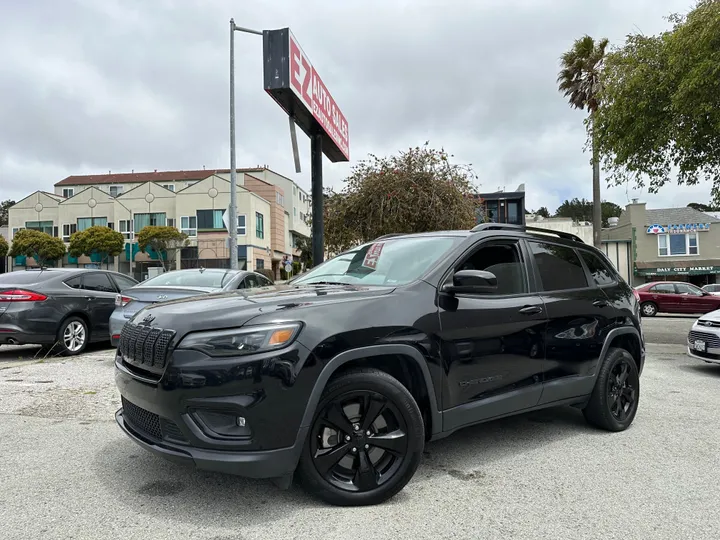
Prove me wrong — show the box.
[1,317,718,539]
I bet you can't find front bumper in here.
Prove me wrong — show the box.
[116,408,308,478]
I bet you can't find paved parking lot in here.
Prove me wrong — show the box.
[1,317,719,540]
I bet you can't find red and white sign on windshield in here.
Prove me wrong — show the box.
[263,28,350,162]
[362,242,384,270]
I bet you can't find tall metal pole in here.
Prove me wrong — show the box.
[311,132,324,266]
[228,18,239,269]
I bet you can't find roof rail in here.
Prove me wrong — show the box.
[373,233,405,241]
[470,223,585,243]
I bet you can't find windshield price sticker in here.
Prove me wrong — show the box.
[362,242,384,269]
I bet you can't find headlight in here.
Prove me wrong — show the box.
[177,323,302,357]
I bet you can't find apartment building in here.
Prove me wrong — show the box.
[8,167,309,278]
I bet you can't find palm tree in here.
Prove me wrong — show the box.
[557,35,609,248]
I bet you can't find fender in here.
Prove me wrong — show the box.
[600,327,644,375]
[298,344,443,437]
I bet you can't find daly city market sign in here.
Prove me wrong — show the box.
[636,265,720,276]
[263,28,349,162]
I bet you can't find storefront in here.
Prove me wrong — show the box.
[635,263,720,287]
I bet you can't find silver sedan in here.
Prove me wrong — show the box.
[109,268,273,346]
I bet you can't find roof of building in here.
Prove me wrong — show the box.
[645,207,720,225]
[54,167,269,187]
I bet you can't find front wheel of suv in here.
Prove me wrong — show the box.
[297,368,425,506]
[583,347,640,432]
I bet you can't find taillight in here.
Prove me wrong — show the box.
[115,294,134,307]
[0,289,48,302]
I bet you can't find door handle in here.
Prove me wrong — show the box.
[85,296,94,300]
[593,300,609,307]
[519,305,543,315]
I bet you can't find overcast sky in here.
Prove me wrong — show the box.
[0,0,707,213]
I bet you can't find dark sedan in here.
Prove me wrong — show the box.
[0,268,138,355]
[109,268,274,346]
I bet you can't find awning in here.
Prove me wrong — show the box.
[635,265,720,276]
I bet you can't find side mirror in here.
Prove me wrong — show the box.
[442,269,498,294]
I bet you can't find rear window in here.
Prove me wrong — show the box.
[579,250,616,287]
[0,271,58,285]
[140,270,237,288]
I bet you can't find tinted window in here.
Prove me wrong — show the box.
[529,241,588,291]
[579,250,615,286]
[256,274,272,286]
[649,283,675,294]
[676,283,703,296]
[141,270,237,288]
[65,276,83,289]
[458,240,527,295]
[292,236,463,286]
[112,274,138,291]
[82,273,115,292]
[244,275,260,289]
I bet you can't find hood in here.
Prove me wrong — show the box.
[698,309,720,323]
[130,283,395,337]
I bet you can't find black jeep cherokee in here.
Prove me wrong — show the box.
[115,224,644,506]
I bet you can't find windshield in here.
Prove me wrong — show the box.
[292,236,461,286]
[139,270,237,289]
[704,284,720,292]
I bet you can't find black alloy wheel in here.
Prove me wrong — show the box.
[583,347,640,431]
[298,368,424,506]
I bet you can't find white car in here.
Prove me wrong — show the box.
[701,284,720,296]
[687,309,720,364]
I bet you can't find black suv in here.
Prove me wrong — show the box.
[115,224,644,506]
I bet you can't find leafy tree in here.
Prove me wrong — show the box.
[595,1,720,202]
[0,199,15,226]
[558,35,609,247]
[68,226,124,268]
[554,198,623,227]
[9,229,66,267]
[136,226,188,271]
[0,234,8,258]
[293,236,313,268]
[324,143,478,253]
[687,202,720,212]
[534,207,551,218]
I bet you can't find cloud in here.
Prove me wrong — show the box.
[0,0,703,217]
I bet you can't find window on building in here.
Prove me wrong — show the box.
[11,227,23,239]
[658,233,698,256]
[118,220,133,240]
[293,185,297,196]
[167,218,175,228]
[181,216,197,237]
[25,221,54,235]
[186,180,198,188]
[293,207,297,217]
[62,224,77,242]
[579,250,616,286]
[197,209,223,230]
[108,185,124,197]
[161,184,175,192]
[528,241,589,291]
[62,188,74,198]
[133,213,166,233]
[77,217,108,231]
[237,214,246,235]
[276,192,284,205]
[255,212,264,239]
[256,259,265,270]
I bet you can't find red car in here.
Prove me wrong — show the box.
[635,281,720,316]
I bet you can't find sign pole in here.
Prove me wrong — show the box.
[311,132,324,266]
[228,18,239,270]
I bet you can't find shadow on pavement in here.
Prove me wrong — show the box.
[95,404,591,521]
[679,363,720,377]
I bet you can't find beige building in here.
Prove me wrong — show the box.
[8,167,307,279]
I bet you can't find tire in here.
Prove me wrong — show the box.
[640,302,657,317]
[297,368,425,506]
[583,347,640,431]
[56,316,89,356]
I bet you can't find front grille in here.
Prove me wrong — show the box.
[121,397,187,443]
[119,322,175,371]
[688,330,720,349]
[697,319,720,328]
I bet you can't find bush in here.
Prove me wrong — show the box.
[257,268,275,283]
[292,261,301,274]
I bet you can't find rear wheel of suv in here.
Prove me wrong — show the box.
[297,368,425,506]
[583,347,639,431]
[57,316,89,356]
[640,302,658,317]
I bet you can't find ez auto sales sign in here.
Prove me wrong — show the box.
[263,28,350,162]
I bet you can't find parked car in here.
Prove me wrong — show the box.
[635,281,720,316]
[114,224,644,506]
[701,284,720,296]
[109,268,273,346]
[687,309,720,364]
[0,268,138,355]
